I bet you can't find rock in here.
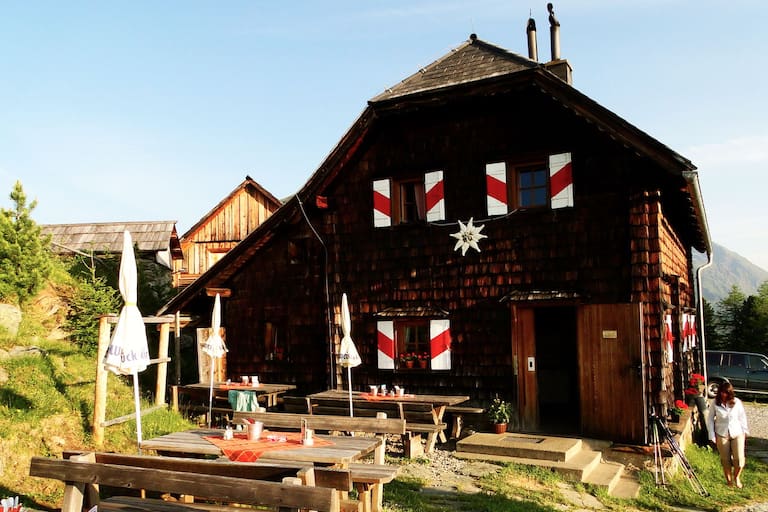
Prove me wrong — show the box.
[0,303,22,337]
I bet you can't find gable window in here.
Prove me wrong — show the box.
[394,179,426,224]
[376,318,451,371]
[516,163,548,208]
[372,170,445,227]
[486,152,573,215]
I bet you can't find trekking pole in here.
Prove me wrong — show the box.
[655,416,709,497]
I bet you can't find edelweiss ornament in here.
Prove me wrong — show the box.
[450,217,487,256]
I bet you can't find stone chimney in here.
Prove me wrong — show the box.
[542,3,572,84]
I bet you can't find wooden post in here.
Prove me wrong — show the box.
[61,452,96,512]
[156,322,170,406]
[93,316,111,446]
[279,477,302,512]
[175,311,181,385]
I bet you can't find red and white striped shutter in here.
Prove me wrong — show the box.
[549,152,573,209]
[429,319,451,370]
[372,179,391,227]
[681,314,690,353]
[377,320,395,369]
[424,170,445,222]
[689,313,698,349]
[664,314,674,363]
[485,162,508,215]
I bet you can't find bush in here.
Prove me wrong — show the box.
[64,274,120,354]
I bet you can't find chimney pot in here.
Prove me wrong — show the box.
[526,18,538,61]
[547,2,561,61]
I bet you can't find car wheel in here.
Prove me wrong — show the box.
[707,381,720,398]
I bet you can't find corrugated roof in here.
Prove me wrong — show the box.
[41,221,181,255]
[370,35,538,104]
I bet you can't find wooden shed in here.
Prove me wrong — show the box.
[171,176,282,288]
[159,34,710,444]
[41,221,182,268]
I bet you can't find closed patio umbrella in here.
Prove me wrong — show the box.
[339,293,361,417]
[103,230,150,452]
[201,293,228,427]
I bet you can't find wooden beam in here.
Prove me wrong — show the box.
[206,287,232,297]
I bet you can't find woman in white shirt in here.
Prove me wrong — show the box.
[706,381,750,488]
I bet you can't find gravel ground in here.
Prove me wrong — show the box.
[744,401,768,440]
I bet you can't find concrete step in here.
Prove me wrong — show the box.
[454,432,641,498]
[455,432,582,462]
[455,448,602,481]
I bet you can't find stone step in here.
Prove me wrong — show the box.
[455,432,582,462]
[582,459,624,494]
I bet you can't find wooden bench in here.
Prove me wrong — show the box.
[307,397,448,457]
[282,395,312,414]
[231,412,402,512]
[30,451,360,512]
[445,405,486,439]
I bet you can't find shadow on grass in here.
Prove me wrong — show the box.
[385,479,563,512]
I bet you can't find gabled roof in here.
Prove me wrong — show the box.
[158,35,711,315]
[180,175,282,241]
[41,221,182,257]
[370,35,538,103]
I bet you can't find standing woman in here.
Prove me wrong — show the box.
[706,382,750,488]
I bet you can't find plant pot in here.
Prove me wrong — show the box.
[493,423,507,434]
[419,360,428,369]
[405,360,414,369]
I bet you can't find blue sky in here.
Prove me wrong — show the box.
[2,1,767,269]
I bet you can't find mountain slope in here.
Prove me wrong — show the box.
[694,242,768,304]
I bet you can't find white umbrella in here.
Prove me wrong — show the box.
[201,293,228,427]
[339,293,361,417]
[103,230,150,452]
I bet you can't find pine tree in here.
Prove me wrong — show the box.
[0,181,53,304]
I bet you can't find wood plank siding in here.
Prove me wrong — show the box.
[172,176,282,286]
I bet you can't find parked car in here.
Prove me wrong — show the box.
[705,350,768,397]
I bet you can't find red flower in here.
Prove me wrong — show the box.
[674,399,689,410]
[684,387,699,396]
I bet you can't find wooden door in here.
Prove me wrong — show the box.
[512,306,538,431]
[578,304,647,444]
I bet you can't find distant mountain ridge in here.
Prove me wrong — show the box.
[694,242,768,304]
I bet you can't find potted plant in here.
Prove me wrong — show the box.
[418,352,430,369]
[399,352,416,368]
[488,397,512,434]
[684,373,706,405]
[670,399,689,423]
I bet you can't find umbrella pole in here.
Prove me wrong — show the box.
[348,366,354,417]
[133,372,143,454]
[208,355,215,428]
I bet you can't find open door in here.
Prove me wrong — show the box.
[578,304,647,444]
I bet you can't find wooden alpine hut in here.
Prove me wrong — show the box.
[160,20,711,444]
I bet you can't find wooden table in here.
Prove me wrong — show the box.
[141,428,381,468]
[308,389,469,451]
[171,382,297,411]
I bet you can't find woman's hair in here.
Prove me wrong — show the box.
[716,381,736,406]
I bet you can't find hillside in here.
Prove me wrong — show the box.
[695,242,768,304]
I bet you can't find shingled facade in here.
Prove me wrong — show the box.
[160,35,710,444]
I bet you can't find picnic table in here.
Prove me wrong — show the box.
[141,428,380,468]
[141,428,393,511]
[171,382,297,413]
[307,389,469,456]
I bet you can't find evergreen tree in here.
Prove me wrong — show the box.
[715,285,746,349]
[0,181,53,304]
[702,299,722,349]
